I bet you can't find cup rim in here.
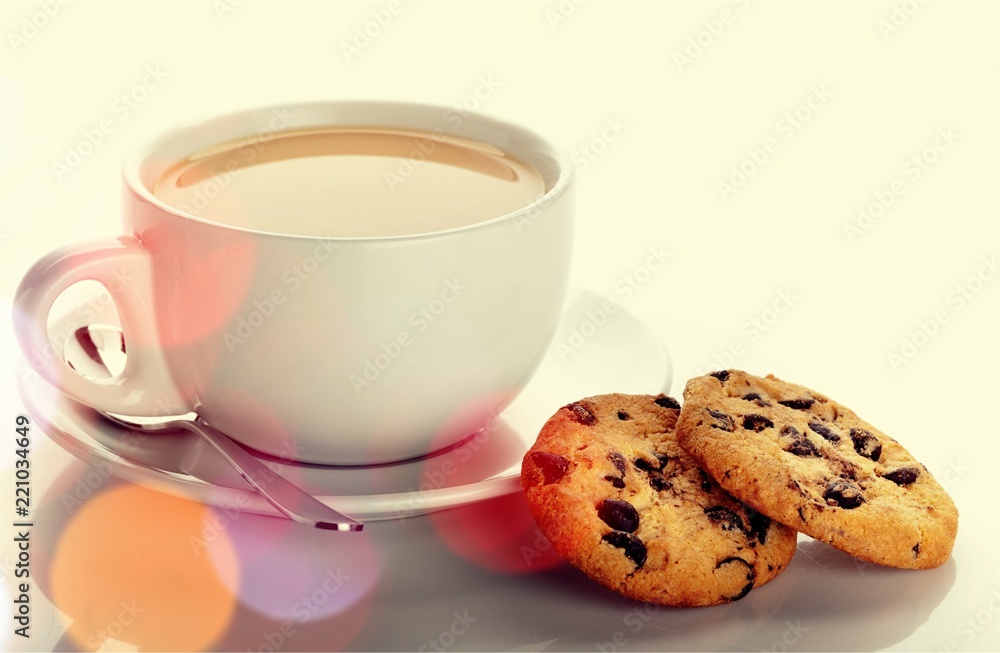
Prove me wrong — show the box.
[122,99,573,242]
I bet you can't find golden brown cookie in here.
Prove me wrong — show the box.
[521,393,797,607]
[676,370,958,569]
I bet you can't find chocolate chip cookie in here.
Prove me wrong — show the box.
[521,394,798,607]
[677,370,958,569]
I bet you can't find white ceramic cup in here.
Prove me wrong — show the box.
[14,101,573,464]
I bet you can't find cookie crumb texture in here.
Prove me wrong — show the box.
[521,394,797,607]
[677,370,959,570]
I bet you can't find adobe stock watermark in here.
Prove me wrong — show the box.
[596,604,661,652]
[248,568,350,653]
[520,526,554,567]
[213,0,244,20]
[51,64,169,182]
[175,107,294,216]
[6,0,71,54]
[512,115,623,234]
[62,459,116,513]
[942,589,1000,651]
[393,406,504,518]
[702,288,798,372]
[187,440,308,556]
[938,458,972,492]
[222,239,340,353]
[544,0,586,31]
[760,620,809,652]
[416,610,477,652]
[349,277,467,394]
[84,600,145,650]
[877,0,928,41]
[16,265,138,384]
[672,0,751,73]
[844,126,958,243]
[384,74,502,192]
[717,84,832,201]
[554,245,670,360]
[59,397,299,517]
[887,254,997,371]
[340,0,405,63]
[511,188,557,235]
[571,116,627,173]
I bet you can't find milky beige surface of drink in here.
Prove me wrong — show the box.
[152,127,546,237]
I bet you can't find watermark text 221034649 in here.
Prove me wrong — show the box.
[13,414,33,639]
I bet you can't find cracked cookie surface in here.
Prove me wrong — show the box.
[521,393,797,607]
[676,370,958,569]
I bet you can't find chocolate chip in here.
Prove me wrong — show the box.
[607,451,627,476]
[604,451,627,488]
[633,454,668,473]
[634,454,671,492]
[742,414,774,432]
[649,477,672,492]
[617,410,630,421]
[714,557,755,601]
[824,478,865,509]
[603,475,625,489]
[742,393,770,407]
[849,428,882,461]
[707,409,735,432]
[699,470,714,493]
[633,459,655,473]
[808,421,840,443]
[566,403,596,426]
[885,467,920,486]
[788,439,820,457]
[654,395,681,410]
[709,370,730,383]
[912,542,921,555]
[779,425,819,457]
[704,506,745,532]
[597,499,640,533]
[602,531,647,569]
[528,451,569,484]
[745,509,771,545]
[779,398,815,410]
[837,459,861,481]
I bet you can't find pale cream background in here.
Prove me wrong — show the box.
[1,1,998,651]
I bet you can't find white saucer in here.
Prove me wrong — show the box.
[20,289,672,521]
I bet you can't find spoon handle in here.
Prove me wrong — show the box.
[181,419,363,532]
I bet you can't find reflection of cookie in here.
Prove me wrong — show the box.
[677,370,959,569]
[521,394,797,607]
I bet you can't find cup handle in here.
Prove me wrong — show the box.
[13,236,190,417]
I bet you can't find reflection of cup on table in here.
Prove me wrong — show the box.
[14,101,574,465]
